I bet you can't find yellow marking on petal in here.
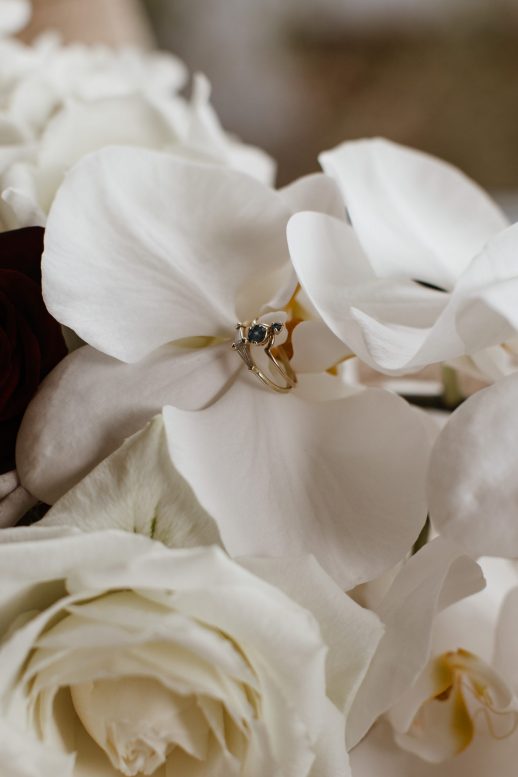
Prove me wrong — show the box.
[403,649,518,762]
[173,336,226,349]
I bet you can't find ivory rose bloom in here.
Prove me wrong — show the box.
[0,527,382,776]
[0,29,273,230]
[0,0,30,37]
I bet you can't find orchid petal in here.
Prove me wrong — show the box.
[43,148,293,361]
[347,539,484,748]
[350,718,518,777]
[493,587,518,694]
[429,373,518,557]
[17,343,238,504]
[279,173,346,221]
[163,377,430,589]
[287,211,451,373]
[291,320,353,374]
[320,137,508,288]
[289,212,518,374]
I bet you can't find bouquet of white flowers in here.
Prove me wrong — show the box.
[2,3,518,776]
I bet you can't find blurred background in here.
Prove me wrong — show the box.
[21,0,518,203]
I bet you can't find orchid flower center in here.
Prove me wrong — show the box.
[404,649,518,759]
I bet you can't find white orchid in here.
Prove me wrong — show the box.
[288,138,518,381]
[350,557,518,775]
[429,372,518,558]
[346,537,485,749]
[16,147,431,588]
[0,524,384,776]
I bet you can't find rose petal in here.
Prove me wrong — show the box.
[0,718,74,777]
[41,414,221,549]
[0,0,31,36]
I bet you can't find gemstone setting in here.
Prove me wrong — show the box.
[247,323,268,345]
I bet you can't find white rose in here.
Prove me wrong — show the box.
[0,31,274,230]
[0,0,30,37]
[0,527,382,776]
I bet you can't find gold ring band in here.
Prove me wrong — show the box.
[232,320,297,393]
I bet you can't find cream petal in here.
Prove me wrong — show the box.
[43,147,294,361]
[40,414,221,549]
[0,718,74,777]
[33,94,176,214]
[0,0,31,36]
[429,373,518,557]
[320,137,508,288]
[309,699,351,777]
[61,544,334,774]
[346,539,484,748]
[241,555,383,717]
[163,377,430,589]
[16,343,238,504]
[0,481,36,528]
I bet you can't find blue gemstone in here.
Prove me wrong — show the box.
[271,322,283,333]
[248,324,268,344]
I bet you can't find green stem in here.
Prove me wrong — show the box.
[441,365,464,410]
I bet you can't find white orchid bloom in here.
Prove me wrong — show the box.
[0,0,30,37]
[288,138,518,380]
[346,538,485,748]
[429,372,518,558]
[0,525,384,776]
[350,557,518,775]
[17,147,431,588]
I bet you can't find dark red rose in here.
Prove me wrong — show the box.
[0,227,67,474]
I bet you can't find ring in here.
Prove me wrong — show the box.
[232,320,297,393]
